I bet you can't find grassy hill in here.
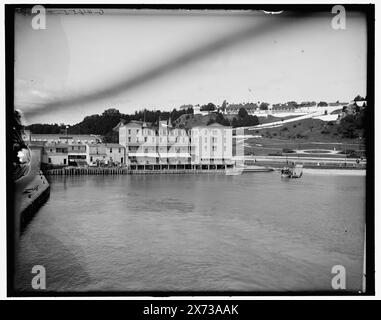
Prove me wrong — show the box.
[244,115,366,157]
[249,116,364,142]
[173,113,217,128]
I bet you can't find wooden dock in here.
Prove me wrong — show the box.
[45,167,227,176]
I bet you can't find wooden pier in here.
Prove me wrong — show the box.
[45,167,228,176]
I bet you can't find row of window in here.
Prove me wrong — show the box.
[125,129,228,137]
[48,147,123,153]
[127,148,188,153]
[34,139,97,143]
[127,137,188,143]
[125,128,188,136]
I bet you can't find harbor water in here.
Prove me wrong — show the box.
[15,171,366,292]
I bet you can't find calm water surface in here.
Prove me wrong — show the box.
[15,171,365,292]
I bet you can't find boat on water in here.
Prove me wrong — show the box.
[281,164,303,179]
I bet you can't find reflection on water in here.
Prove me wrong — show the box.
[15,172,365,292]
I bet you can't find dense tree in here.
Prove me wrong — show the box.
[353,95,365,101]
[207,118,214,125]
[259,102,269,110]
[286,101,298,108]
[25,123,66,134]
[220,100,227,112]
[102,108,120,116]
[200,103,216,112]
[215,112,230,126]
[26,107,195,142]
[318,101,328,106]
[337,105,365,139]
[238,107,248,118]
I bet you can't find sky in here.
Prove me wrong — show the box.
[14,9,367,125]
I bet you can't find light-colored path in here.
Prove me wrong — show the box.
[247,106,343,130]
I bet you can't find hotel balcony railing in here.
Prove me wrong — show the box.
[68,150,87,154]
[127,138,189,145]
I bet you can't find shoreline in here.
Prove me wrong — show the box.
[301,168,366,176]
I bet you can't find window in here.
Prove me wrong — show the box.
[72,146,74,150]
[48,157,51,163]
[119,148,121,153]
[144,137,147,142]
[128,137,131,142]
[90,156,93,162]
[110,148,112,153]
[50,149,52,152]
[63,159,67,165]
[128,129,131,134]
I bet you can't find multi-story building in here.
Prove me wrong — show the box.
[190,123,233,168]
[32,134,103,166]
[117,120,233,169]
[86,143,125,165]
[43,143,69,166]
[31,134,102,144]
[67,144,88,166]
[87,144,107,164]
[118,120,191,169]
[103,143,126,165]
[41,142,125,166]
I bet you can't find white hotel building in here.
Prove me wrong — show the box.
[116,120,234,170]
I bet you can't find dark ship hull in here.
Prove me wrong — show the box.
[12,111,50,244]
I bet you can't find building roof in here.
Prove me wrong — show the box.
[28,141,45,147]
[122,120,144,127]
[31,134,101,141]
